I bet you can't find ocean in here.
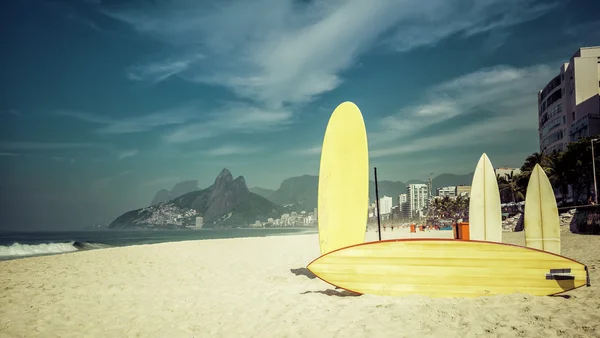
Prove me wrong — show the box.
[0,228,318,261]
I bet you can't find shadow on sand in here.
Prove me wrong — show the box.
[301,289,362,297]
[550,294,572,299]
[290,267,317,279]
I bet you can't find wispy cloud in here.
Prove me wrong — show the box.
[203,145,263,157]
[55,106,197,134]
[162,103,293,143]
[118,170,135,176]
[384,0,558,52]
[4,109,23,117]
[563,20,600,38]
[118,149,139,160]
[126,54,205,83]
[100,0,557,108]
[0,141,103,151]
[143,176,181,187]
[292,146,322,156]
[370,63,556,157]
[0,152,18,156]
[55,101,291,143]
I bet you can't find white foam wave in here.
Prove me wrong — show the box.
[0,242,78,258]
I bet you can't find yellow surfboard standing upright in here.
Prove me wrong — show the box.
[524,164,561,255]
[317,102,369,255]
[469,153,503,242]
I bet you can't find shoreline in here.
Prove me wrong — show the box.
[1,227,599,337]
[0,227,318,262]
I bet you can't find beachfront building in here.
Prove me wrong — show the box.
[495,167,521,179]
[399,193,407,205]
[379,195,393,215]
[455,185,471,197]
[538,46,600,153]
[406,184,429,218]
[398,193,408,218]
[437,186,456,197]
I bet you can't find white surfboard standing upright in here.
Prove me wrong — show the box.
[524,164,561,255]
[469,153,503,242]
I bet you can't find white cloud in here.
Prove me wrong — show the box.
[370,63,556,157]
[162,103,293,143]
[3,109,22,117]
[55,106,196,134]
[203,145,262,157]
[385,0,558,52]
[292,146,322,156]
[101,0,557,108]
[0,141,103,151]
[142,176,182,187]
[126,54,205,82]
[118,149,139,160]
[55,101,291,143]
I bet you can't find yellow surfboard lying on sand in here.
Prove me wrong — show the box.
[524,164,561,255]
[307,239,590,298]
[317,101,369,255]
[469,153,502,242]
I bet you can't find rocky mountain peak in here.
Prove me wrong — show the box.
[203,170,250,222]
[213,168,233,187]
[231,176,249,195]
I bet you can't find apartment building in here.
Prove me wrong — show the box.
[455,185,471,197]
[495,167,521,179]
[405,184,429,218]
[379,195,393,215]
[437,186,456,197]
[538,46,600,153]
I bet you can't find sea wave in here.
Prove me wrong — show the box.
[0,241,111,258]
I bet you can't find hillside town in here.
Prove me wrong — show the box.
[249,210,317,228]
[368,167,521,223]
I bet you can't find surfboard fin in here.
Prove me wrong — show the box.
[545,268,574,280]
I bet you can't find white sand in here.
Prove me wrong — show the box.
[1,228,599,337]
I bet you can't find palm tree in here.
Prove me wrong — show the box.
[497,171,524,203]
[454,195,469,219]
[429,195,469,221]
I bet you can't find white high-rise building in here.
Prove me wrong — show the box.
[436,186,456,197]
[538,46,600,153]
[398,193,408,219]
[379,195,393,215]
[495,167,521,179]
[399,193,407,205]
[407,184,429,218]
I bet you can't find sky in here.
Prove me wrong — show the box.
[1,0,599,230]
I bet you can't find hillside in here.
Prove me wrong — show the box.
[264,173,474,209]
[249,187,275,199]
[109,169,283,229]
[150,180,199,206]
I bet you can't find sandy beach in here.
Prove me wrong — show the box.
[1,227,599,337]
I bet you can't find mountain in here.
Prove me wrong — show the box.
[368,180,406,206]
[265,175,408,210]
[150,180,199,206]
[268,175,318,211]
[249,187,275,199]
[431,173,474,193]
[109,169,283,229]
[263,172,475,210]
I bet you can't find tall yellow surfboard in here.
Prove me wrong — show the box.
[469,153,502,242]
[307,239,590,298]
[524,164,561,254]
[317,101,369,255]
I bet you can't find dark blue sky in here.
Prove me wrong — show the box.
[1,0,599,230]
